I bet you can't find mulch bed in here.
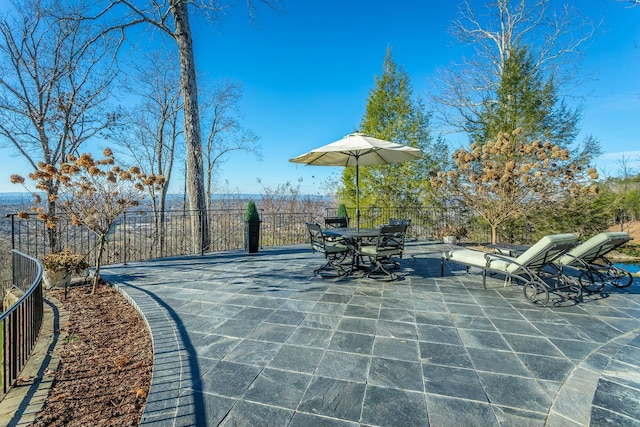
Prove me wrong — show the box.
[32,284,153,427]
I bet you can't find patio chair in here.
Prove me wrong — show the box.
[389,218,411,226]
[306,222,350,277]
[441,233,579,306]
[359,224,407,281]
[556,231,633,292]
[324,216,349,229]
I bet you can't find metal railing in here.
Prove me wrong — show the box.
[1,250,44,396]
[4,206,494,267]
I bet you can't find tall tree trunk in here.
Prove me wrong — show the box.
[170,1,209,253]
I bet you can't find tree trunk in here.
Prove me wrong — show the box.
[170,1,209,253]
[92,235,107,294]
[491,225,498,245]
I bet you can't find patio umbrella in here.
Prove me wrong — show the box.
[288,132,422,230]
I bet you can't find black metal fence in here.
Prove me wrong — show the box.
[1,250,44,397]
[5,206,492,267]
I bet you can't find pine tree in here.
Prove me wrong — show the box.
[339,48,444,210]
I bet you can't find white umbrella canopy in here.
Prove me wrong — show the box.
[289,132,422,229]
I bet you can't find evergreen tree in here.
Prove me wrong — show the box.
[471,45,580,148]
[339,48,444,210]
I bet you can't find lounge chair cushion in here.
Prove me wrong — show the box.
[508,233,577,273]
[443,233,577,274]
[557,232,631,267]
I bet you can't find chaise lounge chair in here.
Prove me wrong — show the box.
[556,231,634,293]
[441,233,579,306]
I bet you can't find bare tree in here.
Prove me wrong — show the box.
[0,0,117,250]
[432,0,596,135]
[200,80,261,210]
[84,0,279,253]
[115,49,183,246]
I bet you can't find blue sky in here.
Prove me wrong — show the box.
[1,0,639,194]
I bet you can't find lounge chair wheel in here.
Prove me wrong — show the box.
[566,280,583,301]
[523,281,549,306]
[607,267,633,288]
[578,270,605,293]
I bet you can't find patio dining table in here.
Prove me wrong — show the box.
[323,227,380,271]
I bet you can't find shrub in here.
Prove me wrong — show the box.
[244,200,260,222]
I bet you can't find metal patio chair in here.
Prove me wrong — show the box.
[359,224,407,281]
[306,222,350,277]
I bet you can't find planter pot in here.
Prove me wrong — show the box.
[244,221,261,253]
[43,269,71,290]
[442,235,458,245]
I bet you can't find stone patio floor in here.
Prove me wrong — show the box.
[27,240,640,426]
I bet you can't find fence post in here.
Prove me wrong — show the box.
[122,211,128,266]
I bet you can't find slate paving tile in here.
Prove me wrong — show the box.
[532,322,593,341]
[378,307,416,323]
[188,333,241,359]
[232,307,276,322]
[458,329,511,350]
[288,413,359,427]
[412,300,449,314]
[221,339,281,366]
[416,324,462,345]
[517,353,575,382]
[242,368,311,409]
[298,377,366,422]
[280,299,317,313]
[422,363,488,402]
[419,342,474,368]
[611,344,640,368]
[376,320,417,339]
[477,372,550,414]
[337,317,378,335]
[467,347,530,376]
[213,319,261,338]
[248,296,286,309]
[264,309,306,326]
[445,302,486,316]
[268,344,325,373]
[315,350,371,383]
[170,393,236,427]
[301,313,341,330]
[354,287,383,297]
[602,359,640,389]
[320,293,352,304]
[285,327,334,349]
[502,333,565,357]
[361,385,429,427]
[328,331,375,355]
[368,357,424,391]
[549,337,600,361]
[592,378,640,421]
[193,361,261,397]
[245,323,297,343]
[590,406,640,427]
[312,302,348,315]
[414,311,455,328]
[343,304,379,319]
[490,318,540,335]
[425,394,499,427]
[219,400,294,427]
[491,406,548,427]
[372,336,420,362]
[451,314,496,331]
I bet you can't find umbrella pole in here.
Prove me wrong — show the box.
[355,163,360,231]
